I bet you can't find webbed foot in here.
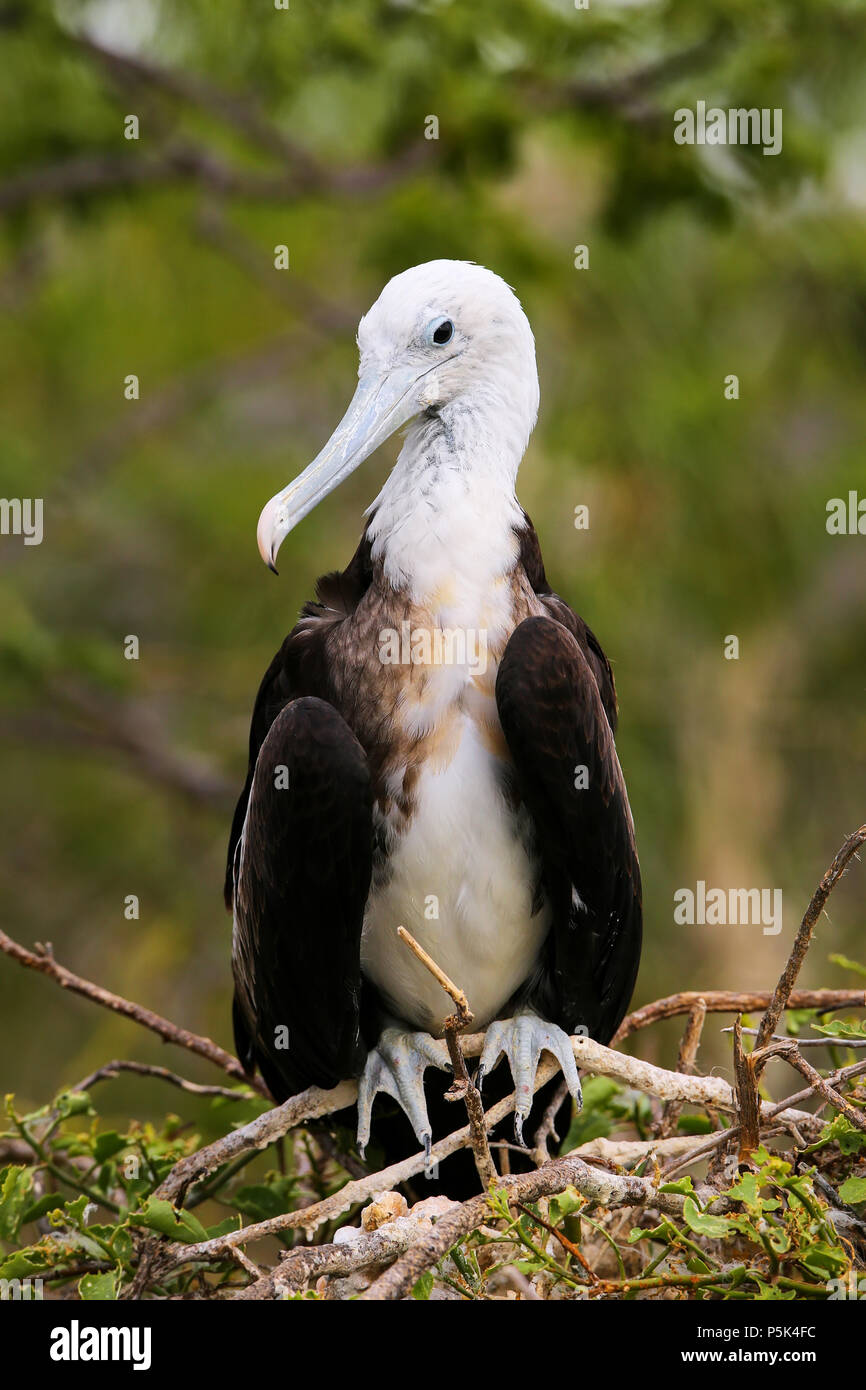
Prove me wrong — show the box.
[477,1010,582,1146]
[356,1027,451,1166]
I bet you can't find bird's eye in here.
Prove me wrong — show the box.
[432,319,454,346]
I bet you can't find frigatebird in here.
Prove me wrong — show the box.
[226,261,641,1183]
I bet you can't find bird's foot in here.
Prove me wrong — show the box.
[477,1010,582,1147]
[356,1027,451,1168]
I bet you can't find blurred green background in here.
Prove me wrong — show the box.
[1,0,864,1130]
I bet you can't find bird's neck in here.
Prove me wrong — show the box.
[366,399,528,619]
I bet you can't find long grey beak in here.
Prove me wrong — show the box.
[257,366,421,572]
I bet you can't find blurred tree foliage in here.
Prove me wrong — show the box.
[0,0,865,1114]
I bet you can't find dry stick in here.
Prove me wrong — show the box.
[155,1081,356,1204]
[153,1032,820,1217]
[152,1060,561,1280]
[237,1209,456,1299]
[0,927,267,1096]
[359,1155,699,1303]
[514,1201,601,1285]
[717,827,866,1171]
[756,825,866,1049]
[68,1060,257,1102]
[397,927,497,1190]
[724,1026,866,1049]
[153,1051,820,1276]
[4,915,857,1267]
[774,1045,866,1134]
[656,997,707,1139]
[732,1016,762,1164]
[660,1056,866,1179]
[615,989,865,1044]
[1,913,825,1219]
[532,1079,569,1166]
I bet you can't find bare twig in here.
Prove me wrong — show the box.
[732,1015,762,1164]
[615,989,865,1043]
[67,1059,256,1102]
[532,1078,569,1166]
[773,1045,866,1134]
[723,1026,866,1048]
[756,826,866,1048]
[155,1081,356,1204]
[397,927,497,1190]
[515,1200,600,1285]
[0,927,266,1095]
[656,997,707,1138]
[0,139,433,218]
[661,1056,866,1178]
[359,1155,713,1302]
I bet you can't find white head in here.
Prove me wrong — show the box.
[257,260,539,571]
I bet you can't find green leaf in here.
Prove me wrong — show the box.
[682,1197,736,1238]
[799,1243,848,1278]
[676,1115,714,1135]
[79,1270,119,1300]
[92,1131,127,1163]
[812,1020,866,1041]
[0,1165,34,1241]
[548,1187,583,1225]
[829,954,866,979]
[753,1278,796,1300]
[805,1115,866,1156]
[233,1178,298,1223]
[411,1271,434,1300]
[628,1217,678,1244]
[0,1247,51,1280]
[52,1091,94,1119]
[60,1194,91,1227]
[206,1216,241,1239]
[111,1227,133,1264]
[128,1197,208,1244]
[20,1193,66,1225]
[727,1173,761,1208]
[659,1177,696,1197]
[839,1176,866,1205]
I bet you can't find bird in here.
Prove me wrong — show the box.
[226,260,642,1189]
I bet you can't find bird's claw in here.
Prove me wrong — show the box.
[477,1011,582,1147]
[356,1026,450,1165]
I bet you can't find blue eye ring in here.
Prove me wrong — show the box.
[431,318,454,346]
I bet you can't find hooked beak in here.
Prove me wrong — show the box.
[257,365,423,572]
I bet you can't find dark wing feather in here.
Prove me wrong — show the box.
[517,513,618,732]
[499,518,642,1044]
[226,532,375,1098]
[224,529,373,908]
[231,697,372,1098]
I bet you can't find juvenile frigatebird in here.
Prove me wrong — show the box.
[227,261,642,1183]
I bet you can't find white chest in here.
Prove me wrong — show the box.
[360,711,550,1034]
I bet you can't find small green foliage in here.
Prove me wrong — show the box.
[829,955,866,979]
[0,1084,332,1297]
[811,1019,866,1042]
[838,1176,866,1206]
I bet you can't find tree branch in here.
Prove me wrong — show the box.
[0,927,265,1094]
[614,988,865,1043]
[756,826,866,1048]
